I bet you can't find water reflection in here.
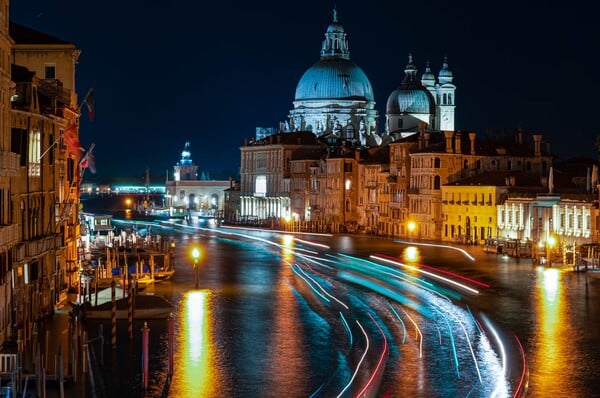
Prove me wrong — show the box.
[171,290,220,396]
[533,267,572,393]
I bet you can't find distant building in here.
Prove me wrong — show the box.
[165,142,230,218]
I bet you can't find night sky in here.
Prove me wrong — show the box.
[10,1,599,182]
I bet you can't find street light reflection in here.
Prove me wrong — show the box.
[403,246,420,263]
[172,290,219,396]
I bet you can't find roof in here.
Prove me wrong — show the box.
[445,171,542,187]
[9,21,72,45]
[295,58,374,102]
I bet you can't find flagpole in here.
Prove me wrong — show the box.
[40,137,61,159]
[80,87,93,109]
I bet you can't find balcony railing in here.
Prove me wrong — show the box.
[0,151,20,176]
[0,224,19,249]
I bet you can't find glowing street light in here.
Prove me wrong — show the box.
[546,236,556,267]
[407,220,416,240]
[191,247,202,288]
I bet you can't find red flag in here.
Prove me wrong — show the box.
[83,88,95,121]
[62,124,81,158]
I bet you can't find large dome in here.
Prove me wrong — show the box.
[295,58,374,101]
[386,87,435,114]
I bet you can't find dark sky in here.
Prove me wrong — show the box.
[10,1,599,182]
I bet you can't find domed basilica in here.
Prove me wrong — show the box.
[286,8,455,146]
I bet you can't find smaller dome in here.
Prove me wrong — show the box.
[327,22,344,33]
[386,89,402,114]
[438,57,454,84]
[387,87,435,115]
[439,68,453,78]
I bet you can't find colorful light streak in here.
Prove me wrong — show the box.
[387,302,407,344]
[401,307,423,358]
[394,240,476,261]
[371,254,481,294]
[356,313,389,397]
[336,320,370,398]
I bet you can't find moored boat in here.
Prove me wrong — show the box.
[73,293,174,320]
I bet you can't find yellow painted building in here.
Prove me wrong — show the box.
[441,172,511,243]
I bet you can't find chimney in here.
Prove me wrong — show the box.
[454,132,462,154]
[269,135,274,144]
[355,150,360,161]
[546,140,551,155]
[517,128,523,144]
[277,135,282,144]
[444,131,453,153]
[418,131,424,150]
[533,134,542,157]
[469,132,476,155]
[244,138,248,146]
[424,132,431,148]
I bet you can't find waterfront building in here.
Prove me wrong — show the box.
[0,0,18,346]
[497,161,597,260]
[6,21,82,341]
[240,131,322,224]
[164,142,230,218]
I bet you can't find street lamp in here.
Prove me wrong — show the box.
[546,236,556,267]
[191,247,201,288]
[407,220,416,240]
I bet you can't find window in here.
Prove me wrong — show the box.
[464,160,468,169]
[28,131,41,176]
[434,158,441,168]
[397,119,403,129]
[255,175,267,197]
[434,175,440,190]
[44,63,56,79]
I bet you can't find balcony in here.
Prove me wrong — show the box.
[0,151,20,176]
[0,224,19,250]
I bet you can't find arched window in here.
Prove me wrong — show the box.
[434,175,441,190]
[443,93,447,104]
[448,93,452,104]
[345,124,355,140]
[345,198,351,212]
[464,159,469,169]
[476,160,481,169]
[434,157,441,168]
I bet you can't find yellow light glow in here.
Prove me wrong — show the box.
[547,236,556,248]
[170,290,219,396]
[407,221,416,233]
[403,246,420,263]
[191,247,201,261]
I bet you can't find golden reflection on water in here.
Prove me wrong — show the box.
[533,267,572,392]
[171,290,220,397]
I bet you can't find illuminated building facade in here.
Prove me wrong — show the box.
[165,142,230,217]
[5,20,82,342]
[240,131,322,224]
[0,0,18,345]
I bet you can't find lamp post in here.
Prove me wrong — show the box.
[191,247,201,288]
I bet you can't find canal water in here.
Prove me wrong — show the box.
[25,225,600,397]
